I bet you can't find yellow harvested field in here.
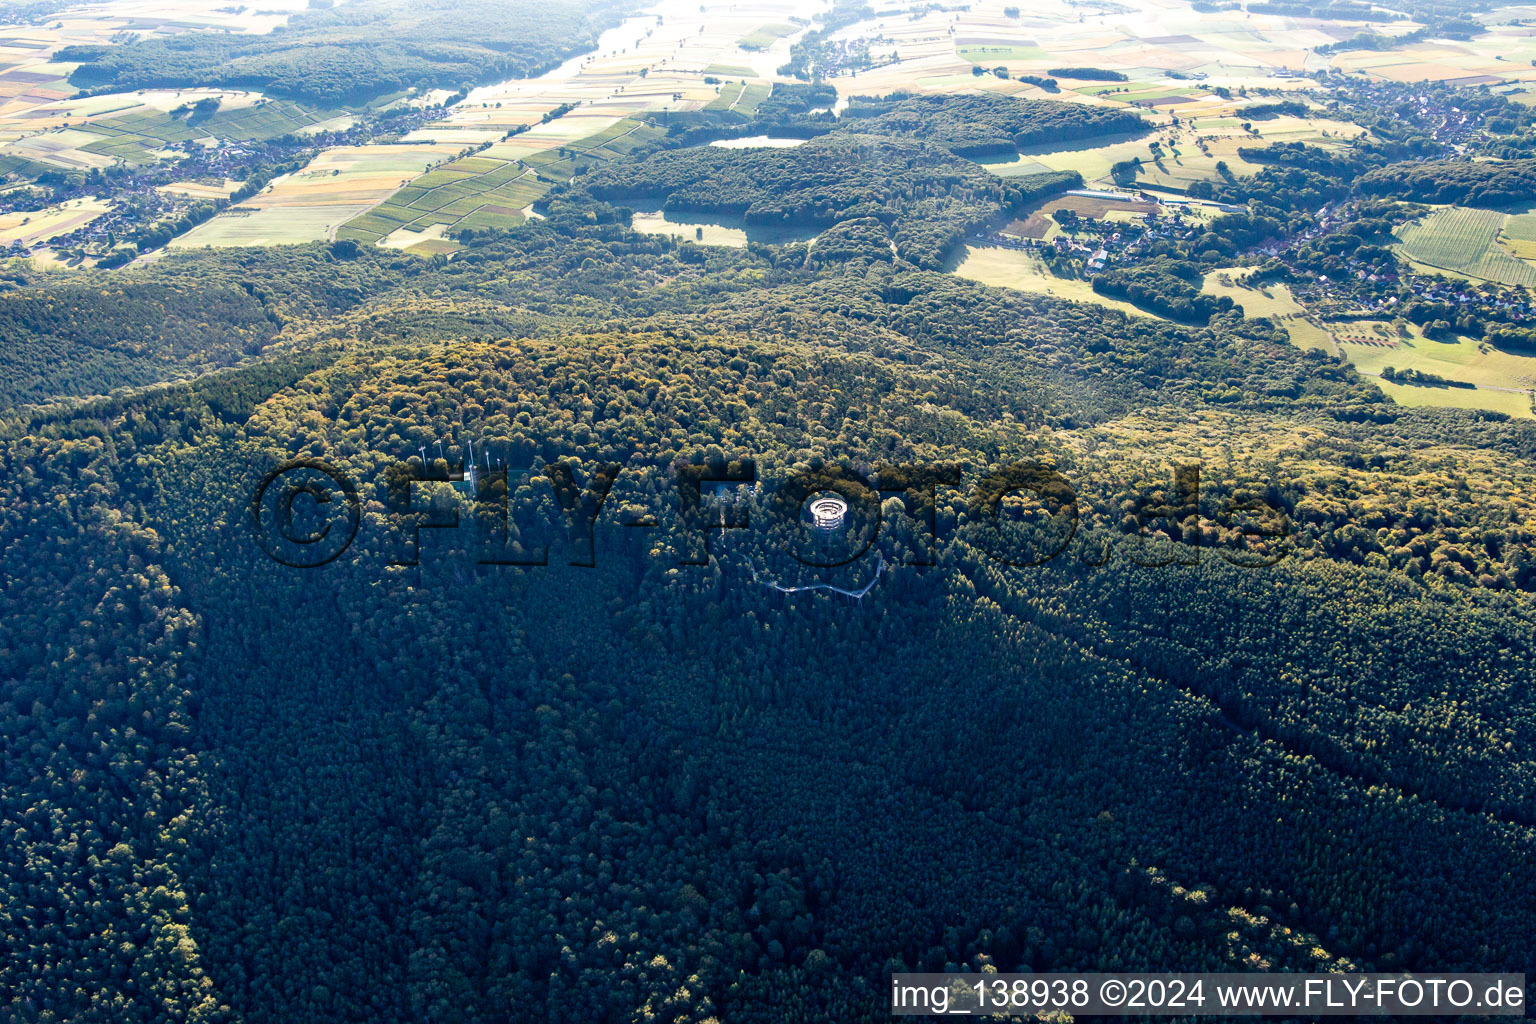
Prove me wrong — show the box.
[953,244,1167,320]
[0,196,109,246]
[157,178,243,200]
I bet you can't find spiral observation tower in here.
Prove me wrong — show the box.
[809,495,848,533]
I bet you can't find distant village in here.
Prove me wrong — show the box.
[2,100,453,264]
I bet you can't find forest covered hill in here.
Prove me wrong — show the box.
[4,217,1536,1021]
[59,0,631,104]
[2,58,1535,1024]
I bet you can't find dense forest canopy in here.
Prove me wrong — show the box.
[59,0,632,104]
[4,224,1536,1022]
[835,93,1149,157]
[1357,157,1536,208]
[573,134,1080,268]
[5,5,1536,1021]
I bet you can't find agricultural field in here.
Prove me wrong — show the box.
[0,195,109,248]
[838,0,1385,102]
[2,127,119,171]
[1204,267,1536,414]
[417,0,823,150]
[957,44,1051,64]
[1395,206,1536,287]
[157,178,243,200]
[338,154,547,245]
[339,116,665,247]
[739,23,799,51]
[172,141,462,248]
[70,95,343,163]
[982,114,1352,193]
[705,80,772,114]
[953,243,1166,320]
[1330,34,1536,87]
[0,0,825,256]
[308,0,821,250]
[0,0,312,144]
[0,87,339,173]
[1004,191,1158,239]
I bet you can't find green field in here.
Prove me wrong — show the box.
[705,81,772,114]
[339,117,664,246]
[1372,377,1534,417]
[74,99,342,166]
[1341,327,1536,394]
[1394,206,1536,287]
[957,44,1052,62]
[739,23,797,50]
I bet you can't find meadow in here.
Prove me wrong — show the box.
[1203,266,1337,352]
[1373,377,1534,417]
[1341,326,1536,396]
